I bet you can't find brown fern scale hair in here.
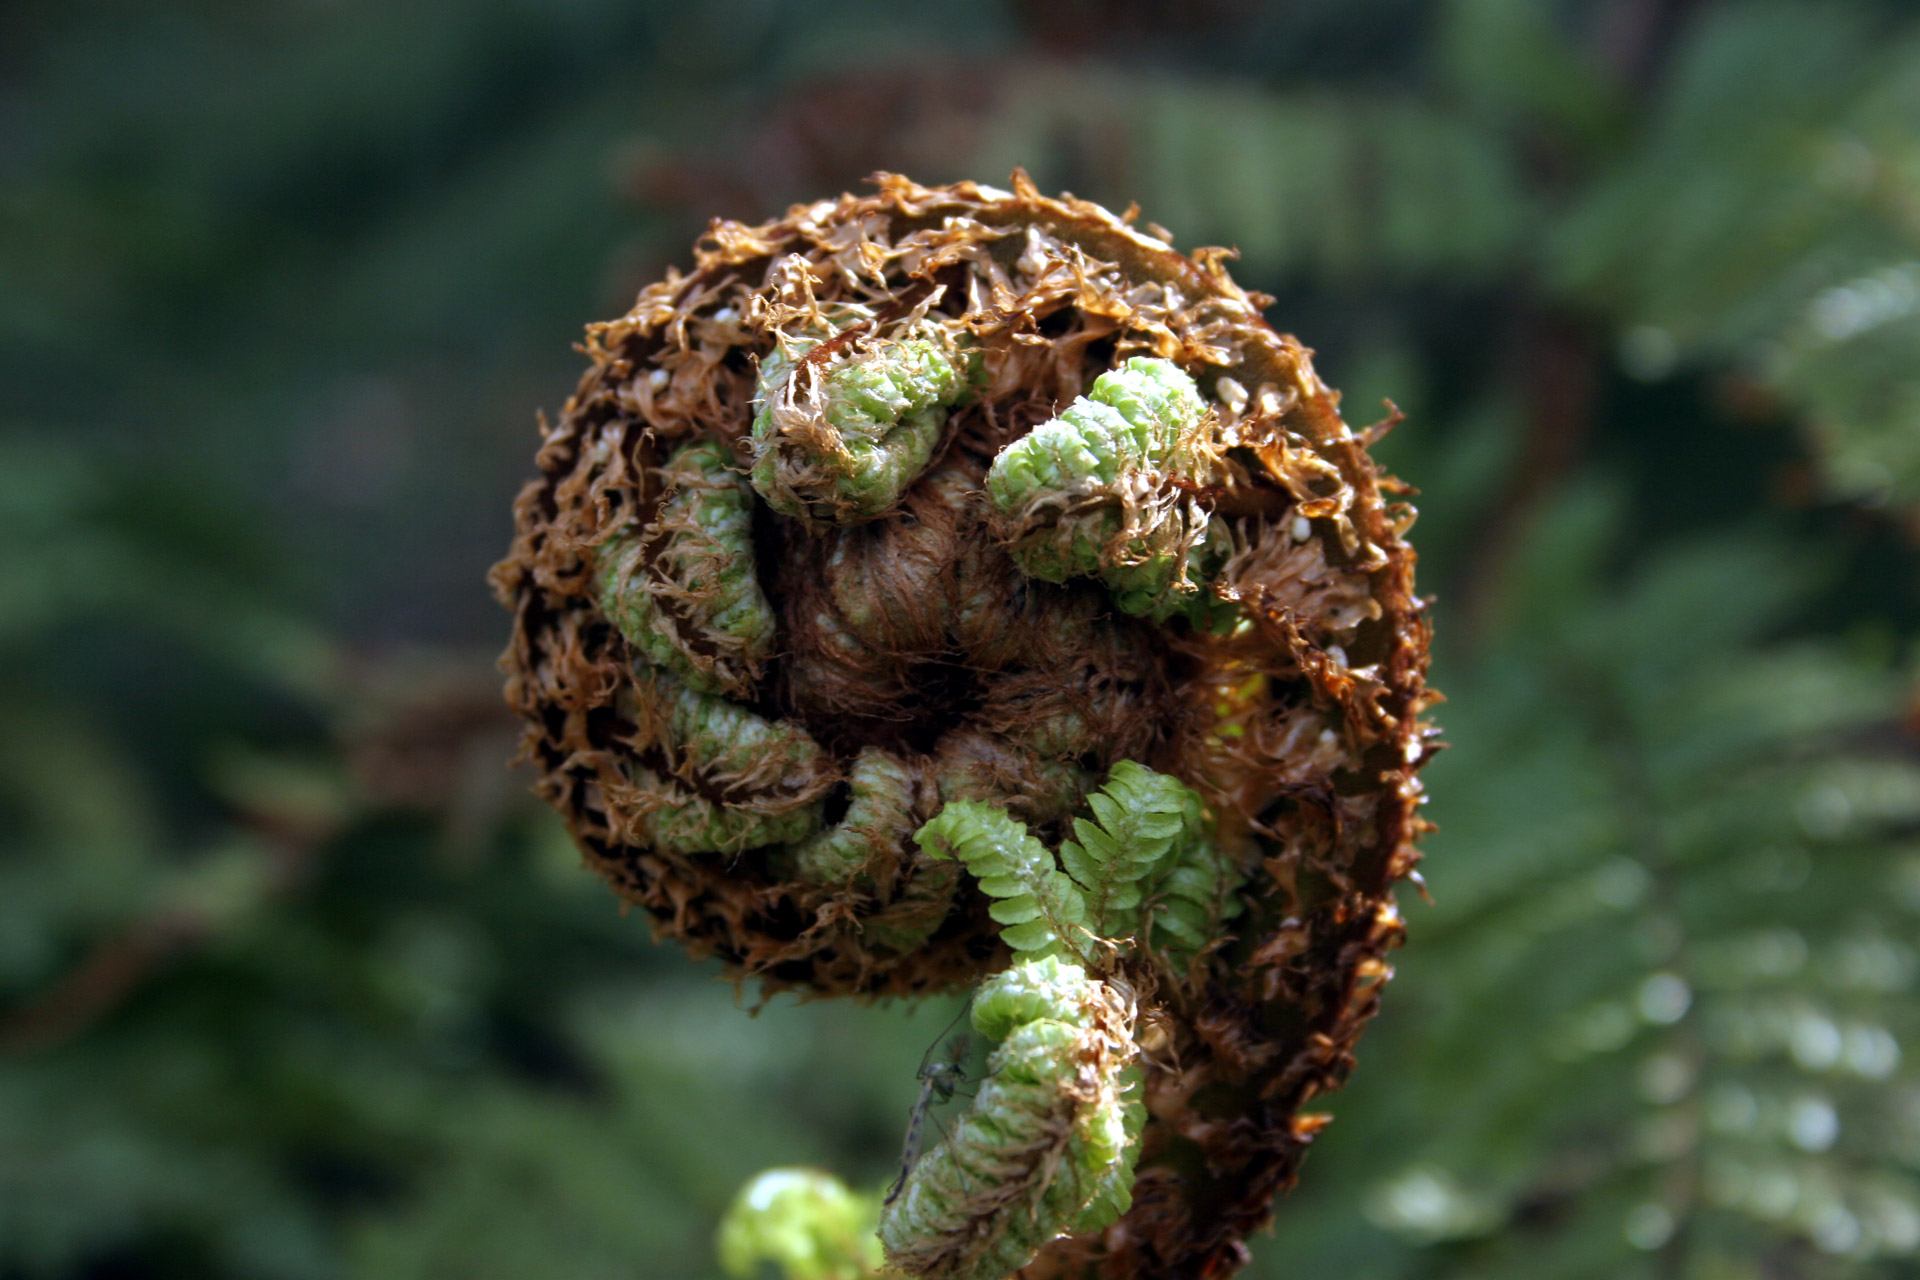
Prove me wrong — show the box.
[491,171,1437,1278]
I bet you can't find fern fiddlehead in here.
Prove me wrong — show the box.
[597,437,776,697]
[876,762,1241,1280]
[986,357,1238,630]
[613,673,831,855]
[878,954,1143,1280]
[752,315,982,523]
[914,800,1088,958]
[496,173,1435,1279]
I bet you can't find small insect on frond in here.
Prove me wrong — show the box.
[886,1018,974,1209]
[878,955,1140,1280]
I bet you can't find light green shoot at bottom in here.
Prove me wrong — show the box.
[717,1169,885,1280]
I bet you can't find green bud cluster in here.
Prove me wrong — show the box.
[985,358,1238,630]
[598,439,776,697]
[752,324,983,522]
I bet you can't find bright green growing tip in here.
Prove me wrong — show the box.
[984,358,1235,629]
[914,799,1087,958]
[1058,758,1202,947]
[984,358,1204,507]
[914,759,1240,969]
[717,1168,883,1280]
[752,322,982,522]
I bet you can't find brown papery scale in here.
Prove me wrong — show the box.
[491,172,1437,1279]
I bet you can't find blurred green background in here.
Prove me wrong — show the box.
[5,1,1920,1276]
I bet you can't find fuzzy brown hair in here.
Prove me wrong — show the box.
[491,171,1437,1279]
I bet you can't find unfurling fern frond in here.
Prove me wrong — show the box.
[1145,837,1245,965]
[497,174,1430,1280]
[917,762,1243,967]
[913,799,1086,957]
[877,955,1140,1280]
[1058,759,1201,944]
[1068,761,1242,967]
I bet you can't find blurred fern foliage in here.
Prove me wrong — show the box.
[1273,462,1920,1277]
[2,1,1919,1278]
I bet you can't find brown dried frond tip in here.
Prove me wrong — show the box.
[491,172,1436,1279]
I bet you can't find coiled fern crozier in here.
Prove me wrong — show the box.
[493,173,1437,1279]
[985,357,1237,630]
[873,763,1239,1280]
